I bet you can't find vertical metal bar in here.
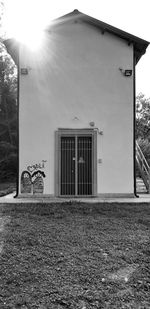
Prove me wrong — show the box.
[81,137,82,194]
[87,137,88,195]
[78,137,79,195]
[67,138,68,195]
[148,167,150,194]
[84,137,85,195]
[65,138,66,194]
[88,137,89,194]
[83,137,84,194]
[90,136,91,195]
[80,137,84,195]
[68,138,69,195]
[64,138,65,195]
[69,138,70,195]
[86,137,90,194]
[61,137,64,195]
[65,138,66,195]
[60,137,62,195]
[73,137,75,195]
[85,137,86,195]
[67,138,69,195]
[75,135,78,196]
[70,138,71,195]
[81,137,82,195]
[61,137,63,195]
[79,137,80,195]
[63,138,64,195]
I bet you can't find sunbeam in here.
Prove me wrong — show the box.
[3,0,54,50]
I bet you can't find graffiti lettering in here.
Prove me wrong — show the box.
[27,160,47,173]
[21,170,46,194]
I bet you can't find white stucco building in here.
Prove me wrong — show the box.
[4,10,149,198]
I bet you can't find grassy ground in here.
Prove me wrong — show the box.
[0,202,150,309]
[0,182,16,197]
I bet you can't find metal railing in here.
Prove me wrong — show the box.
[136,141,150,193]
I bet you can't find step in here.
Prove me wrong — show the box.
[136,177,147,194]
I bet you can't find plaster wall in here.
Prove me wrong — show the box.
[19,20,134,195]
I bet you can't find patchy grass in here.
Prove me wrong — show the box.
[0,182,16,197]
[0,202,150,308]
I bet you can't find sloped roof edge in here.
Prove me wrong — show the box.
[49,9,149,64]
[3,9,149,65]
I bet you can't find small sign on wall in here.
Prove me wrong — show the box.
[21,68,28,75]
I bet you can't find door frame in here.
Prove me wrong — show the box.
[55,129,97,197]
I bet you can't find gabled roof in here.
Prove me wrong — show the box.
[49,9,149,64]
[4,9,149,65]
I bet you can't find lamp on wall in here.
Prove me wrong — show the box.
[119,68,132,77]
[124,69,132,76]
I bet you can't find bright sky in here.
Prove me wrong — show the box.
[3,0,150,98]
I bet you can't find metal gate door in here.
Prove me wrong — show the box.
[61,136,75,195]
[61,135,92,196]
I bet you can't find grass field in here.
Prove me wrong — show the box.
[0,202,150,308]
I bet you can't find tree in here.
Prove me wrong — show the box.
[0,42,17,182]
[136,93,150,167]
[136,93,150,140]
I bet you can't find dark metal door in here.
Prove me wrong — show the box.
[61,136,75,195]
[77,136,92,195]
[61,135,92,196]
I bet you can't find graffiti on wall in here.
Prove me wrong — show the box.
[27,160,47,173]
[21,160,47,194]
[21,171,32,194]
[32,170,45,194]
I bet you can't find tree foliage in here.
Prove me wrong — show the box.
[0,43,17,182]
[136,93,150,167]
[136,93,150,140]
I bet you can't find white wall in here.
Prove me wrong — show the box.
[19,19,134,195]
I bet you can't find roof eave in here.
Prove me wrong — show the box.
[3,10,149,65]
[49,10,149,64]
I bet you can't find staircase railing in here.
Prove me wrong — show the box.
[136,141,150,193]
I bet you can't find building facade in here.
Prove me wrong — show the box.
[4,10,149,198]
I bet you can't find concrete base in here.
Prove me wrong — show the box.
[0,192,150,203]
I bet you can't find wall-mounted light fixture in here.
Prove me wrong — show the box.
[89,121,95,127]
[124,69,132,76]
[119,68,132,77]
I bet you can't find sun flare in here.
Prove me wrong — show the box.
[4,0,54,50]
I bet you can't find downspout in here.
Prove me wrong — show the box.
[133,49,139,197]
[14,49,19,198]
